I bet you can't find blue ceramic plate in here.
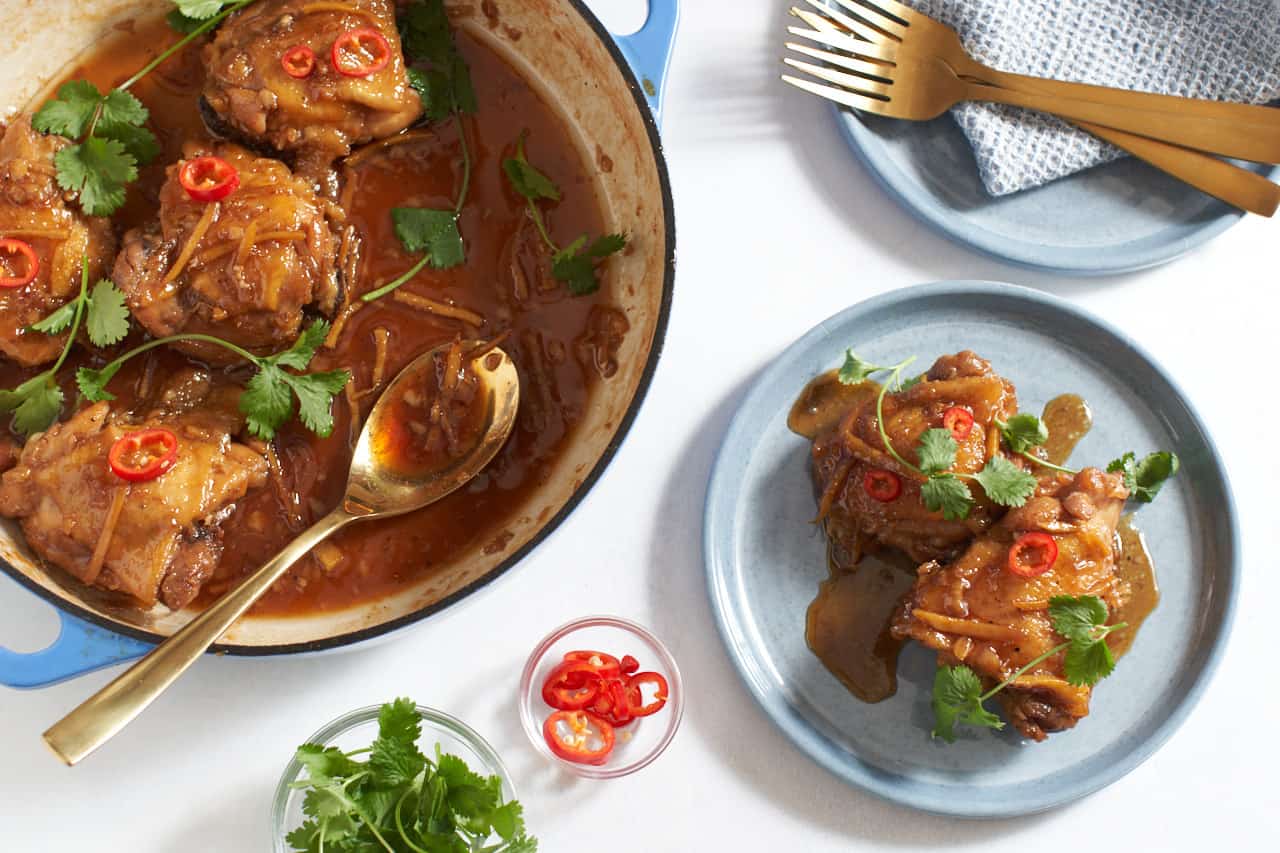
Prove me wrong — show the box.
[836,107,1278,275]
[704,281,1239,817]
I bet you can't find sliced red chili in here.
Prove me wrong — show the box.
[942,406,975,441]
[108,428,179,483]
[179,156,240,203]
[619,654,640,675]
[0,238,40,288]
[863,468,902,502]
[541,660,602,711]
[281,44,317,79]
[594,679,635,728]
[543,710,615,765]
[623,672,669,718]
[331,27,392,77]
[563,650,621,680]
[1007,531,1059,578]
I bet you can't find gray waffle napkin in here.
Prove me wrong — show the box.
[900,0,1280,195]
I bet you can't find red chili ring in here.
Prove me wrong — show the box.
[942,406,975,441]
[863,468,902,502]
[331,27,392,77]
[1007,531,1059,578]
[543,710,615,765]
[281,44,317,79]
[179,156,240,203]
[108,428,180,483]
[0,238,40,288]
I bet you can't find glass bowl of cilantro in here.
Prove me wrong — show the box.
[272,699,536,852]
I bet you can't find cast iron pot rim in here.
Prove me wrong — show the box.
[0,0,677,657]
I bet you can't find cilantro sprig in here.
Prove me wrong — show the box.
[32,1,254,216]
[286,698,537,853]
[0,261,130,437]
[995,412,1180,502]
[503,132,627,296]
[77,319,350,440]
[837,350,1037,520]
[360,1,476,304]
[931,594,1126,742]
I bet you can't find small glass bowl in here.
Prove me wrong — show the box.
[519,615,683,779]
[271,704,514,851]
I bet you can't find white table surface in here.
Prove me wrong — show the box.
[3,1,1278,849]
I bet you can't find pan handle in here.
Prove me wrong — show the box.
[611,0,680,126]
[0,599,151,690]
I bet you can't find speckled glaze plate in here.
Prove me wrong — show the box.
[703,281,1239,817]
[836,107,1279,275]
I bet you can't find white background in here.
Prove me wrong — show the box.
[3,1,1279,849]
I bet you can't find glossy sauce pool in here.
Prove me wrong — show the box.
[789,373,1159,703]
[0,14,624,615]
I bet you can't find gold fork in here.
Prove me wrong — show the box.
[782,34,1280,165]
[829,0,1280,128]
[786,1,1280,216]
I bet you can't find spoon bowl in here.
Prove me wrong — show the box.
[43,342,520,765]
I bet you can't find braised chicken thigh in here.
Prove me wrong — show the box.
[0,371,268,609]
[202,0,421,174]
[812,351,1019,564]
[891,467,1131,741]
[113,142,340,364]
[0,117,116,366]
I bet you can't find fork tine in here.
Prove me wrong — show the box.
[832,0,910,38]
[785,42,894,81]
[781,74,888,113]
[783,57,894,99]
[827,0,909,39]
[795,0,889,43]
[786,26,901,63]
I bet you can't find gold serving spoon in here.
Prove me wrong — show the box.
[43,341,520,765]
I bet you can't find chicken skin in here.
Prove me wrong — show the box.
[113,142,340,364]
[0,116,117,366]
[0,372,268,609]
[891,467,1131,741]
[812,351,1019,564]
[202,0,421,175]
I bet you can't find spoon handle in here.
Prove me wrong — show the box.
[43,506,357,765]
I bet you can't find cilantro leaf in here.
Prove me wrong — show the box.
[271,319,330,371]
[551,233,626,296]
[503,134,560,202]
[55,137,137,217]
[1048,594,1109,642]
[391,207,465,269]
[490,801,526,841]
[86,279,130,347]
[166,9,207,33]
[0,375,64,437]
[175,0,234,18]
[898,373,924,391]
[931,665,1003,743]
[999,413,1050,454]
[294,744,360,786]
[30,301,78,336]
[837,349,883,385]
[241,366,294,440]
[378,697,423,746]
[99,122,160,168]
[76,362,123,403]
[97,90,149,136]
[917,428,957,476]
[973,455,1037,508]
[1063,637,1116,687]
[284,370,351,438]
[920,474,972,520]
[32,80,102,138]
[1109,451,1179,503]
[400,0,476,117]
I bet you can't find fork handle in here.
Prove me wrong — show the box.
[1072,120,1278,216]
[969,81,1280,164]
[981,66,1280,131]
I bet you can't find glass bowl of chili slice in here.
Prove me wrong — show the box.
[518,615,684,779]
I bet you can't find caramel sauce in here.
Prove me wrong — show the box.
[0,15,620,616]
[789,377,1159,702]
[1041,393,1093,465]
